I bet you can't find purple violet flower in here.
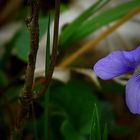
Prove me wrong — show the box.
[94,46,140,114]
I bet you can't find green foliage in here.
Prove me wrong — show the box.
[59,0,140,51]
[0,0,139,139]
[59,0,111,51]
[90,104,101,140]
[103,124,108,140]
[50,79,97,139]
[0,71,7,86]
[61,120,86,140]
[14,18,48,62]
[100,80,125,93]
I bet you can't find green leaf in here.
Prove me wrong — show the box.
[61,120,86,140]
[50,79,98,136]
[90,103,101,140]
[45,13,51,76]
[60,0,140,50]
[59,0,111,51]
[72,0,140,42]
[14,17,48,62]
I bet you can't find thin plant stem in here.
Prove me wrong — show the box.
[36,0,60,98]
[13,0,40,137]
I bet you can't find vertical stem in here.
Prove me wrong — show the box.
[13,0,40,137]
[37,0,60,98]
[44,12,51,140]
[22,0,39,96]
[44,89,50,140]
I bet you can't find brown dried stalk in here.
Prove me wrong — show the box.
[36,0,60,98]
[10,0,60,138]
[11,0,40,137]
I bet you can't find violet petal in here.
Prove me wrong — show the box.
[126,74,140,114]
[94,47,140,80]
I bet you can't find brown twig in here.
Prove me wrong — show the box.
[58,6,140,68]
[23,0,39,97]
[36,0,60,98]
[12,0,40,137]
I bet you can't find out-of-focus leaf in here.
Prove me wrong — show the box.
[61,120,86,140]
[72,0,140,42]
[50,79,97,136]
[59,0,111,50]
[0,71,7,86]
[60,0,140,50]
[14,18,48,62]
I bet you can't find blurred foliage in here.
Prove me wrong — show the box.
[0,0,140,139]
[13,17,48,62]
[59,0,140,51]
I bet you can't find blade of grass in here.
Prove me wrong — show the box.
[58,6,140,68]
[59,0,111,51]
[36,0,60,98]
[90,104,101,140]
[45,12,51,76]
[70,0,140,44]
[103,124,108,140]
[44,12,51,140]
[60,0,140,50]
[90,109,95,140]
